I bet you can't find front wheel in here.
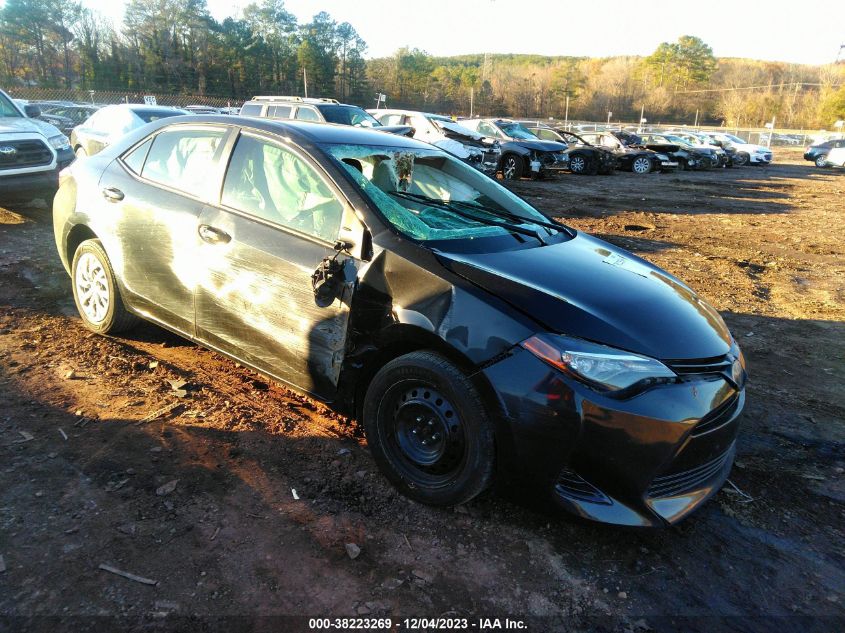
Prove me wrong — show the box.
[815,154,828,167]
[733,152,749,167]
[71,239,139,334]
[363,351,495,506]
[501,154,524,180]
[631,156,653,174]
[569,153,596,175]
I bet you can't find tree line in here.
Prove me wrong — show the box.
[1,0,844,129]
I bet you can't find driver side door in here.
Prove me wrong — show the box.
[194,129,362,398]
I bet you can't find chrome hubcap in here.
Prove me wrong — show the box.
[633,157,650,173]
[75,252,110,323]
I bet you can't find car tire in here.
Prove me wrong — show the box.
[75,146,87,159]
[815,154,828,167]
[569,153,595,175]
[71,239,139,335]
[733,152,749,167]
[631,156,652,174]
[501,154,524,180]
[363,350,495,507]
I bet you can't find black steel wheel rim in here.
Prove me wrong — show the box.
[382,381,466,482]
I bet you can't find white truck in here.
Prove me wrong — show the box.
[1,88,75,204]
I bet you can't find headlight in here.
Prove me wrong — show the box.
[48,134,71,151]
[521,334,676,392]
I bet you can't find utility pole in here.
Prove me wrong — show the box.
[470,87,474,118]
[694,109,699,129]
[564,95,570,130]
[303,68,308,98]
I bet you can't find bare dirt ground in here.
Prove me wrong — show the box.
[1,148,843,633]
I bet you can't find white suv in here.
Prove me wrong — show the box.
[1,88,74,203]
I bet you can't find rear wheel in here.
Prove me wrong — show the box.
[501,154,524,180]
[71,239,139,334]
[815,154,828,167]
[631,156,653,174]
[363,351,495,506]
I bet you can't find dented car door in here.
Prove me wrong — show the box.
[193,130,355,398]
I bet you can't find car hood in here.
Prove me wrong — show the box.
[0,116,61,138]
[437,232,732,360]
[504,139,567,152]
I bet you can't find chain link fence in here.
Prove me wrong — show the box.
[8,86,844,148]
[7,86,245,110]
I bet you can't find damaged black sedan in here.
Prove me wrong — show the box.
[53,116,746,527]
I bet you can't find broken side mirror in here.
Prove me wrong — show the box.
[311,242,357,308]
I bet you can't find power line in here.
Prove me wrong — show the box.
[676,82,842,94]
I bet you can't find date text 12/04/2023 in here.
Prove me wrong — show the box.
[308,617,528,630]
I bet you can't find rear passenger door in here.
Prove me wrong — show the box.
[98,124,231,335]
[193,129,358,398]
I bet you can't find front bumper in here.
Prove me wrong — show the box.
[483,347,744,527]
[750,152,773,164]
[0,151,74,201]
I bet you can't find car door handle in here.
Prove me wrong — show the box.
[101,187,124,202]
[198,224,231,244]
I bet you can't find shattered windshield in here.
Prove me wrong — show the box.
[323,143,565,243]
[498,122,538,140]
[0,92,22,118]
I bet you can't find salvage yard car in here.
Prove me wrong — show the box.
[458,118,570,179]
[818,145,845,168]
[804,138,845,167]
[53,115,747,527]
[519,123,617,175]
[71,103,188,158]
[636,132,710,170]
[1,88,75,203]
[240,96,414,137]
[578,131,672,173]
[699,132,773,166]
[369,109,501,176]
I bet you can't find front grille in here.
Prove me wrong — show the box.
[647,444,734,499]
[0,139,53,169]
[554,469,611,505]
[691,393,740,437]
[666,355,732,376]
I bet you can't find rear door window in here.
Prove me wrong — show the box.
[267,105,292,119]
[221,133,343,243]
[294,107,320,122]
[141,126,226,197]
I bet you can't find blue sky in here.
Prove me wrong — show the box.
[84,0,845,65]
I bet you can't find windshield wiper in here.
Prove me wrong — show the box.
[387,191,547,244]
[392,190,574,238]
